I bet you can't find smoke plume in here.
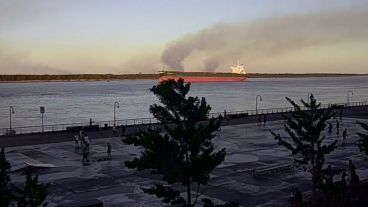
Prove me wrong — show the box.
[161,8,368,71]
[0,41,69,74]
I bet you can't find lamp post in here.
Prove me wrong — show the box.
[113,101,120,127]
[9,106,14,132]
[256,95,262,114]
[347,91,353,105]
[40,106,45,133]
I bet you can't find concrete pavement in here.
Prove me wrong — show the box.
[3,116,368,206]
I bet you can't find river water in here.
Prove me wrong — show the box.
[0,76,367,129]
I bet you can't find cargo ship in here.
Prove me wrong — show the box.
[159,62,247,83]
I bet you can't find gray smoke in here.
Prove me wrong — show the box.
[0,42,69,74]
[161,8,368,71]
[204,57,219,72]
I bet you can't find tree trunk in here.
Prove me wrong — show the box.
[311,155,317,207]
[187,183,191,206]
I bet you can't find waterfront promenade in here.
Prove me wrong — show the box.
[1,104,368,148]
[1,105,368,206]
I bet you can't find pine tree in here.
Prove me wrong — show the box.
[357,121,368,155]
[0,148,13,207]
[271,95,338,205]
[15,170,48,207]
[123,79,236,206]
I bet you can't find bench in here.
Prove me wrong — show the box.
[253,163,294,176]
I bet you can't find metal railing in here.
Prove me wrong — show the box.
[1,101,367,136]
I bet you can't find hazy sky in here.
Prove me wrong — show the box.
[0,0,367,74]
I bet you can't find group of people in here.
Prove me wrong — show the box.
[257,114,267,127]
[324,160,360,203]
[289,187,302,207]
[325,160,359,187]
[328,120,349,144]
[74,130,113,164]
[290,160,360,206]
[74,130,91,164]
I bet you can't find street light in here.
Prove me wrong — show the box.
[347,91,353,105]
[256,95,262,114]
[113,101,120,127]
[40,106,45,133]
[9,106,14,132]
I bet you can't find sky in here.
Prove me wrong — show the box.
[0,0,368,74]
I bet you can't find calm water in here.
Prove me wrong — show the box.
[0,76,368,128]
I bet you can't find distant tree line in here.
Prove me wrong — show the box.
[246,73,364,78]
[0,74,159,82]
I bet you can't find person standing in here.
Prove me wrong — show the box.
[84,133,90,146]
[79,131,84,155]
[82,142,88,164]
[263,115,267,127]
[342,128,347,144]
[294,187,302,206]
[107,142,112,160]
[348,160,356,179]
[258,115,262,127]
[336,120,340,135]
[339,109,343,121]
[349,170,360,187]
[74,135,80,152]
[338,172,348,192]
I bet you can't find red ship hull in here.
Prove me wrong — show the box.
[160,75,246,83]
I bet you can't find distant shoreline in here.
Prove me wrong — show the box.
[0,73,367,83]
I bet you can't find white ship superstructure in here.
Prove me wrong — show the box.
[231,61,246,74]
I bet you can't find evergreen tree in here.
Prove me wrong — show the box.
[271,95,338,205]
[123,79,236,206]
[15,170,48,207]
[357,121,368,155]
[0,148,13,207]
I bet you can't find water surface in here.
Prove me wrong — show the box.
[0,76,367,128]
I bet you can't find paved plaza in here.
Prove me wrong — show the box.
[4,117,368,206]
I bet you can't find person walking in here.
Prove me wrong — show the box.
[342,128,347,144]
[336,120,340,135]
[107,142,112,160]
[263,115,267,127]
